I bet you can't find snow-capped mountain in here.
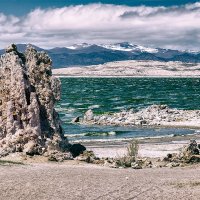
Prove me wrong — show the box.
[100,42,158,53]
[66,42,159,53]
[183,49,200,54]
[0,42,200,68]
[67,43,92,50]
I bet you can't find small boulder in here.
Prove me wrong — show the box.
[48,150,73,162]
[23,141,38,156]
[179,140,200,160]
[72,116,80,123]
[166,162,180,168]
[187,155,200,163]
[187,140,199,155]
[131,162,142,169]
[69,143,86,157]
[163,153,177,162]
[143,160,153,168]
[75,150,96,163]
[84,109,94,121]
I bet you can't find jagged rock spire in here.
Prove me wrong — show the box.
[0,44,68,157]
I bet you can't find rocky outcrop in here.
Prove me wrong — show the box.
[0,44,69,157]
[164,140,200,164]
[80,105,200,128]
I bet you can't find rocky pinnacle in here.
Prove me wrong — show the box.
[0,44,69,157]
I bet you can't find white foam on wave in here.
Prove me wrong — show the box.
[88,105,100,109]
[55,107,73,112]
[61,103,70,106]
[65,133,86,138]
[108,131,116,135]
[65,131,116,138]
[74,103,84,106]
[71,133,188,143]
[66,108,76,113]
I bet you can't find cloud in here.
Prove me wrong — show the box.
[0,3,200,50]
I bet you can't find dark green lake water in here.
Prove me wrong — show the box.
[56,78,200,141]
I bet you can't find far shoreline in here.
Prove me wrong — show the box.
[52,60,200,77]
[53,74,200,78]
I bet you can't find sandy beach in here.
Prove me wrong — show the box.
[1,131,200,200]
[0,161,200,200]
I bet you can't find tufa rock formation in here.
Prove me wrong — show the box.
[164,140,200,164]
[0,44,69,158]
[80,105,200,128]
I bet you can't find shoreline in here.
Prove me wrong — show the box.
[70,131,199,144]
[52,60,200,77]
[77,133,200,158]
[53,74,200,78]
[69,104,200,158]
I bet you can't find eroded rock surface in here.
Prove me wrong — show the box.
[164,140,200,164]
[0,44,69,157]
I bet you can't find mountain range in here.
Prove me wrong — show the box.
[0,42,200,68]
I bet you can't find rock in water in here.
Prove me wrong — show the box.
[0,44,69,157]
[83,109,94,121]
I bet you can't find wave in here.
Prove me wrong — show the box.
[88,104,100,109]
[69,133,196,143]
[85,131,116,137]
[55,107,75,112]
[65,130,198,140]
[65,131,116,138]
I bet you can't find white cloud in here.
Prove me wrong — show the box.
[0,3,200,50]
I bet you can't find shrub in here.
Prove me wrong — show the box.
[115,140,139,167]
[127,140,139,158]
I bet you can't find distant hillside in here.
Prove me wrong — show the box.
[0,42,200,68]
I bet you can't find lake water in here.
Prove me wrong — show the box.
[56,78,200,141]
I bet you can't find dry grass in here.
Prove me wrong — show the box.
[115,140,139,167]
[190,181,200,187]
[172,181,200,188]
[0,160,24,166]
[127,140,139,158]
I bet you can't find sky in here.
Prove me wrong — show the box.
[0,0,200,50]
